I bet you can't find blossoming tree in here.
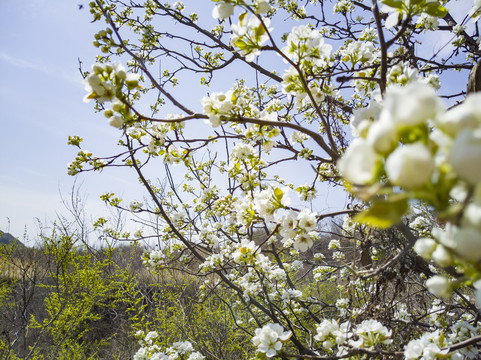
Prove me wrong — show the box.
[71,0,481,358]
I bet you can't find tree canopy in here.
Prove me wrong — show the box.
[64,0,481,358]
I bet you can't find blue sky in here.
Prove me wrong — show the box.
[0,0,141,242]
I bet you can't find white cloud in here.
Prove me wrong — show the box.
[0,52,83,86]
[0,52,48,72]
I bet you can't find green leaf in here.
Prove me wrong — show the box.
[382,0,404,9]
[424,2,448,17]
[274,187,283,200]
[239,11,248,24]
[255,23,267,38]
[235,39,248,50]
[355,196,408,228]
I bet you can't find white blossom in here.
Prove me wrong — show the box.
[212,2,234,19]
[252,323,291,357]
[431,245,452,267]
[337,138,380,185]
[385,143,434,187]
[448,128,481,185]
[297,209,317,231]
[414,238,437,259]
[380,82,443,127]
[426,276,451,298]
[293,233,314,252]
[367,118,398,154]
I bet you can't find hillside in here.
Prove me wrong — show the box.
[0,231,23,246]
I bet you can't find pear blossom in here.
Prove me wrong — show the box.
[255,0,271,14]
[314,319,339,342]
[350,100,382,137]
[431,245,452,267]
[351,320,392,349]
[293,232,314,252]
[84,73,104,96]
[328,239,340,250]
[297,209,317,231]
[212,2,234,19]
[280,218,297,245]
[114,63,127,80]
[416,14,439,32]
[333,0,355,13]
[414,238,437,259]
[125,72,140,90]
[252,323,291,357]
[463,201,481,231]
[385,143,434,188]
[281,25,332,68]
[338,138,380,185]
[380,82,443,127]
[232,239,257,263]
[438,94,481,136]
[404,331,447,360]
[315,319,351,348]
[230,15,271,62]
[469,0,481,20]
[426,276,451,298]
[109,115,125,128]
[366,118,398,154]
[451,226,481,261]
[448,128,481,185]
[129,200,143,211]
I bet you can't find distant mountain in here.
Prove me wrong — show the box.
[0,231,23,246]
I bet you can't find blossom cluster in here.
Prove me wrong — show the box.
[314,319,392,354]
[339,79,481,298]
[230,12,271,62]
[83,63,140,128]
[404,314,481,360]
[280,25,333,105]
[252,323,291,357]
[133,331,204,360]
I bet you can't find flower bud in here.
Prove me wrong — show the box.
[426,276,451,298]
[212,3,234,19]
[385,143,434,188]
[111,99,123,112]
[125,73,140,90]
[431,245,452,267]
[92,64,103,74]
[448,128,481,185]
[414,238,436,259]
[337,138,380,185]
[367,119,398,154]
[463,202,481,232]
[104,109,114,118]
[115,63,127,80]
[452,225,481,262]
[109,115,125,128]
